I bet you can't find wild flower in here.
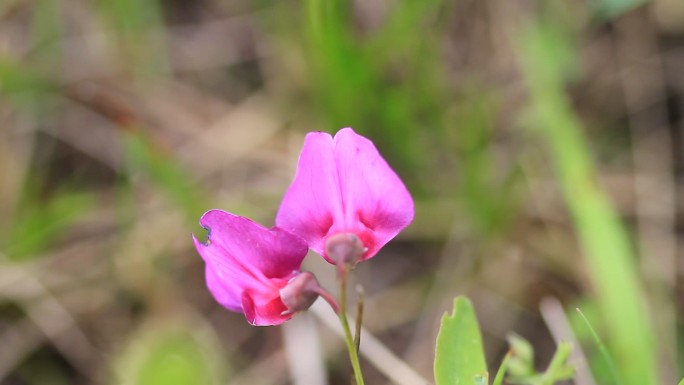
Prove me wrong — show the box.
[194,128,415,383]
[192,209,321,326]
[276,127,414,266]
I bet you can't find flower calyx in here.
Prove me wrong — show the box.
[279,271,322,315]
[325,233,367,269]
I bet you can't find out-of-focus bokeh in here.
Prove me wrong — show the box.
[1,0,683,384]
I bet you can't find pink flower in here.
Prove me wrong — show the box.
[192,210,315,326]
[276,127,414,264]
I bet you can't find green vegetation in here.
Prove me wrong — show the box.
[434,297,487,385]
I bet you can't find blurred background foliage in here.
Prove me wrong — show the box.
[0,0,683,384]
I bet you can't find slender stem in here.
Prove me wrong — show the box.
[354,285,364,353]
[314,286,340,314]
[338,270,365,385]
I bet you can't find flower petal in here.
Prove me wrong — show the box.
[333,127,414,259]
[203,261,241,312]
[198,210,308,279]
[276,132,345,256]
[193,210,308,325]
[242,290,292,326]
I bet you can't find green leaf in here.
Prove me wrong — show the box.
[434,297,488,385]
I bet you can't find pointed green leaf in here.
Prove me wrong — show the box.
[434,296,487,385]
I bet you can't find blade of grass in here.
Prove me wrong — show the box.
[300,0,449,193]
[540,297,597,385]
[492,353,511,385]
[122,131,208,219]
[0,59,56,109]
[517,17,658,385]
[576,308,624,385]
[5,188,95,261]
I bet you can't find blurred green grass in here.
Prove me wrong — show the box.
[518,12,657,384]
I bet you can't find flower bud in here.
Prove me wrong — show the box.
[324,233,366,267]
[279,271,321,315]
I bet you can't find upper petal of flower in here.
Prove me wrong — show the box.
[276,127,414,263]
[275,131,345,257]
[193,210,309,325]
[333,128,414,259]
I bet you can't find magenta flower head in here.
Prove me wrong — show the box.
[276,127,414,265]
[193,210,321,326]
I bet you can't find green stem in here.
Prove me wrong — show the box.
[354,285,364,353]
[338,271,365,385]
